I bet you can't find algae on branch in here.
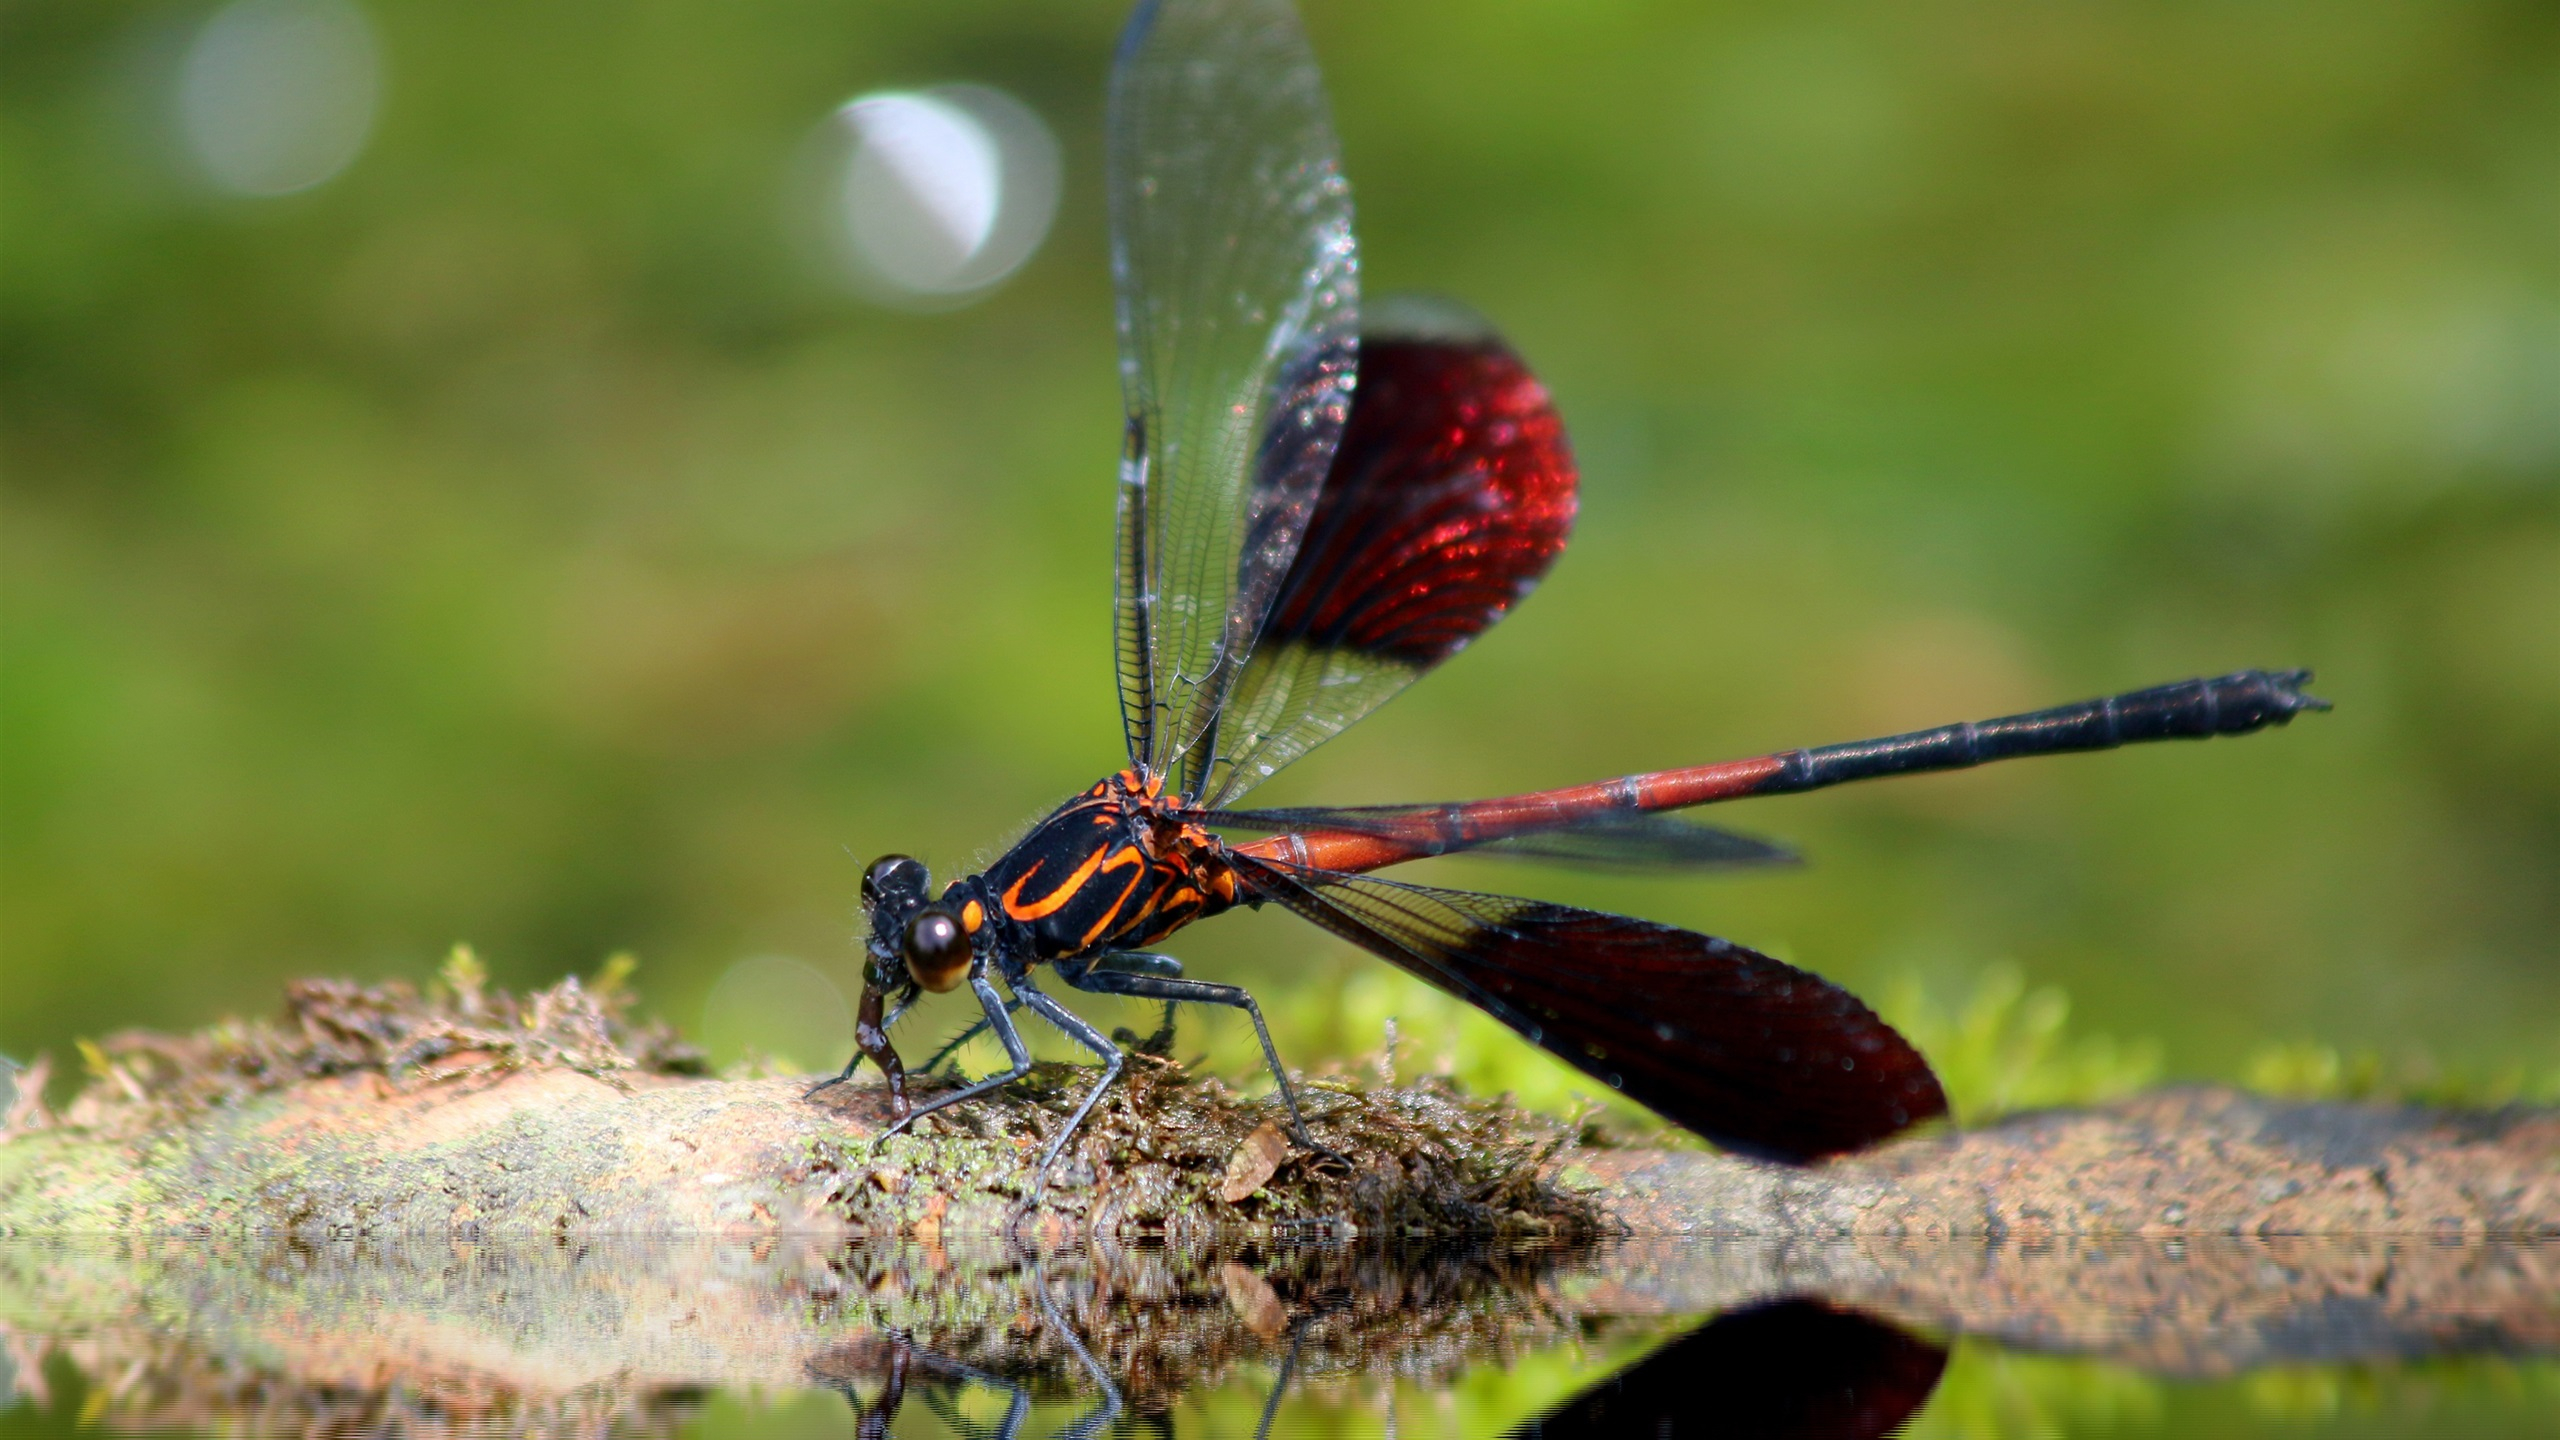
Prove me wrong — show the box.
[805,1052,1606,1237]
[1,966,1609,1239]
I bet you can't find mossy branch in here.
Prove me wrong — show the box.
[2,974,2554,1239]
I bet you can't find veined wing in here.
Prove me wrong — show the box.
[1235,860,1948,1162]
[1191,297,1578,806]
[1110,0,1359,794]
[1206,803,1798,871]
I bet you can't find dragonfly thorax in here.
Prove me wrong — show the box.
[980,769,1241,964]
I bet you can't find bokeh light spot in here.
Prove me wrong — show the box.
[176,0,382,197]
[816,85,1061,306]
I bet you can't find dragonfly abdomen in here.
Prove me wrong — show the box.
[1759,668,2327,794]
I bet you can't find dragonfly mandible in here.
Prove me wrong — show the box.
[807,0,2326,1198]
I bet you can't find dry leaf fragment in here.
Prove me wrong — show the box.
[1220,1121,1287,1203]
[1220,1262,1288,1339]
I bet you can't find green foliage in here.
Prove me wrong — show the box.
[4,0,2555,1097]
[2245,1038,2560,1108]
[1169,1328,1668,1439]
[1877,964,2163,1122]
[1905,1345,2560,1440]
[433,943,488,1014]
[1905,1341,2165,1440]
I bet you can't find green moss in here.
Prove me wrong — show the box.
[2245,1040,2560,1108]
[0,1130,147,1233]
[1875,965,2165,1123]
[791,1056,1600,1237]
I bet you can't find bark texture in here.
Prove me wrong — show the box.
[4,1057,2553,1238]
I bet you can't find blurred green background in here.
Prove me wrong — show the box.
[4,0,2556,1113]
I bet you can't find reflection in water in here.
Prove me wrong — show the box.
[800,1301,1947,1440]
[808,1320,1119,1440]
[0,1235,2552,1436]
[1509,1300,1947,1440]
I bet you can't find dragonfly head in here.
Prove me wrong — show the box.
[860,853,974,995]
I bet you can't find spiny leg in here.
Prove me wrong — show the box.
[874,973,1033,1146]
[924,952,1182,1074]
[803,1049,859,1098]
[810,1339,1031,1440]
[1057,953,1344,1165]
[1101,952,1183,1058]
[1006,974,1127,1207]
[803,1059,861,1100]
[920,998,1022,1078]
[1114,1000,1181,1059]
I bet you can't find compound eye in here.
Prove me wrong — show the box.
[862,854,926,907]
[901,906,970,994]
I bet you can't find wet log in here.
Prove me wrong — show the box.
[5,972,2553,1239]
[5,1058,2554,1238]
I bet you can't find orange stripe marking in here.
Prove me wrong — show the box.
[1072,848,1151,947]
[1002,845,1112,921]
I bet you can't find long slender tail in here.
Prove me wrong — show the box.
[1753,668,2329,795]
[1230,669,2328,875]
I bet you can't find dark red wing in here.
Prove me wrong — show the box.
[1237,860,1948,1162]
[1261,307,1576,665]
[1194,298,1578,805]
[1507,1300,1948,1440]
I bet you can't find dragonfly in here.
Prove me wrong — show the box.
[807,0,2326,1192]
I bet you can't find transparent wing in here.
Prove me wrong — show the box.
[1194,298,1577,806]
[1109,0,1359,795]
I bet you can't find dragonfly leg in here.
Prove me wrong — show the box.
[919,997,1024,1078]
[1005,974,1128,1208]
[930,953,1182,1070]
[1253,1310,1319,1440]
[806,1339,907,1435]
[801,1057,861,1100]
[1093,951,1182,1056]
[1056,955,1345,1166]
[1117,998,1181,1059]
[977,968,1131,1204]
[873,973,1032,1148]
[803,988,930,1098]
[806,971,921,1105]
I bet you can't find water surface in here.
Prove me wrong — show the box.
[2,1234,2552,1437]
